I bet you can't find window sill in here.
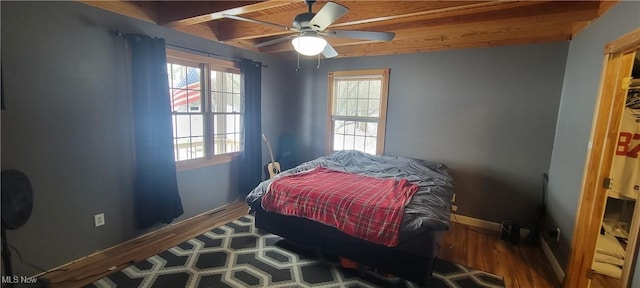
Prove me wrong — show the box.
[176,152,240,172]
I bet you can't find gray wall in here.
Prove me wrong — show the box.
[545,1,640,274]
[291,43,569,226]
[0,1,293,276]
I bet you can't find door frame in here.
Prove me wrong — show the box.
[565,28,640,288]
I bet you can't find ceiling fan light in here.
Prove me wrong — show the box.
[292,36,327,56]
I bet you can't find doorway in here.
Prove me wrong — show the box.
[565,28,640,288]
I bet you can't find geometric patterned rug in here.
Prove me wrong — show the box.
[86,215,505,288]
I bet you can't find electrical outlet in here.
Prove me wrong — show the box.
[94,213,105,227]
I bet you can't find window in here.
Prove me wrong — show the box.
[327,69,389,155]
[166,49,242,169]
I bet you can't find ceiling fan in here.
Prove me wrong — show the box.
[223,0,395,58]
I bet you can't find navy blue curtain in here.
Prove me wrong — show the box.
[126,34,184,228]
[239,60,262,196]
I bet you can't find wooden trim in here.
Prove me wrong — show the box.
[176,153,239,172]
[160,0,297,28]
[605,28,640,55]
[80,1,158,24]
[377,69,390,155]
[166,49,239,70]
[38,201,249,288]
[326,72,336,155]
[598,0,619,17]
[565,45,637,288]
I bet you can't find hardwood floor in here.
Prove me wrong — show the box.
[39,202,560,288]
[39,201,249,288]
[439,222,561,288]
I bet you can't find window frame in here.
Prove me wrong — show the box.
[326,69,390,155]
[166,49,242,171]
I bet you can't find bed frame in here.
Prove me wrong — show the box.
[253,208,445,286]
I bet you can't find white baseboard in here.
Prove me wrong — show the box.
[541,236,566,283]
[450,213,530,237]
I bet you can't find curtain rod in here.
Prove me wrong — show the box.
[112,30,266,67]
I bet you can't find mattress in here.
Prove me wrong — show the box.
[246,150,455,233]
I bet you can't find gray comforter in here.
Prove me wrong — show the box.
[246,150,455,233]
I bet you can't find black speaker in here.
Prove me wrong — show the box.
[500,221,520,245]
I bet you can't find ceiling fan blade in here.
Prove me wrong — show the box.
[223,14,294,31]
[325,29,395,41]
[253,35,295,48]
[309,2,349,31]
[322,43,339,58]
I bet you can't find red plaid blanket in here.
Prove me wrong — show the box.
[261,167,419,247]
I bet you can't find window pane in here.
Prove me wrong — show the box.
[175,115,191,138]
[191,115,203,137]
[232,74,241,93]
[329,71,386,155]
[186,68,201,112]
[213,113,241,155]
[336,99,347,116]
[171,64,186,92]
[337,81,348,99]
[169,64,202,113]
[354,135,366,152]
[357,81,370,99]
[211,92,222,113]
[368,99,380,117]
[224,73,233,92]
[365,136,376,154]
[332,120,378,154]
[369,80,381,99]
[233,93,241,113]
[176,138,190,161]
[347,81,358,98]
[225,93,235,112]
[344,135,355,150]
[365,122,378,137]
[334,120,345,134]
[192,136,204,158]
[211,69,242,155]
[355,121,366,136]
[167,52,243,163]
[213,114,226,135]
[357,99,368,117]
[172,114,205,161]
[347,99,357,116]
[345,121,355,135]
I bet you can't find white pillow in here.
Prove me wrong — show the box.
[592,261,622,279]
[595,233,626,259]
[594,252,625,266]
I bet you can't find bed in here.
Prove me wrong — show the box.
[245,150,454,285]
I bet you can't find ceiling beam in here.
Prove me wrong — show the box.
[217,1,598,43]
[158,1,298,28]
[80,1,158,23]
[216,1,500,41]
[335,1,600,33]
[334,28,572,58]
[258,6,599,54]
[174,23,221,42]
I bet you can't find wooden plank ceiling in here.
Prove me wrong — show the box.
[82,0,616,58]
